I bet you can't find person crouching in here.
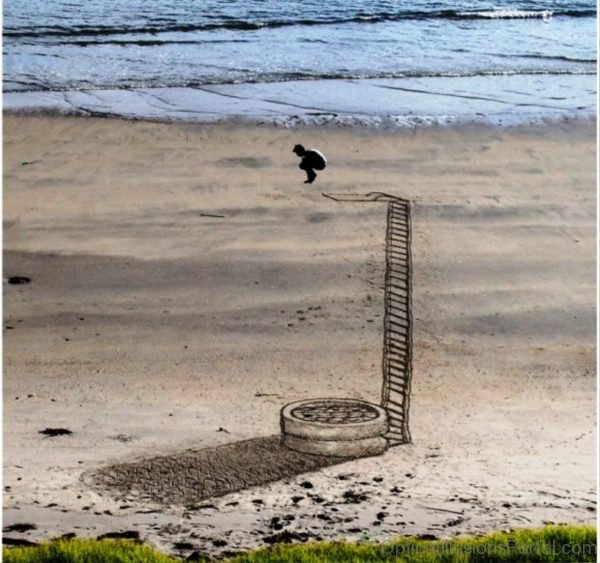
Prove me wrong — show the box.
[293,144,327,184]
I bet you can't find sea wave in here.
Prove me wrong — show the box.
[4,8,596,40]
[500,54,597,64]
[4,68,596,94]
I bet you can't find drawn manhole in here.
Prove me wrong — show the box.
[281,399,389,457]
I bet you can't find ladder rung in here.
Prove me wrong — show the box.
[387,397,407,410]
[388,384,407,395]
[386,404,406,417]
[387,310,409,320]
[388,348,408,357]
[388,360,407,372]
[387,295,408,305]
[387,291,408,298]
[388,328,408,339]
[388,274,408,284]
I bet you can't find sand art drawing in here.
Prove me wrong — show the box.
[3,2,596,555]
[88,192,413,504]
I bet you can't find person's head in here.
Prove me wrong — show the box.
[293,144,306,156]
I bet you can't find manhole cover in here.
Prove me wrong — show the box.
[291,400,380,424]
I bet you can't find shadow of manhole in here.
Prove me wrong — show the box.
[86,436,348,505]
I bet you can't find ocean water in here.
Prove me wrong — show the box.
[3,0,597,125]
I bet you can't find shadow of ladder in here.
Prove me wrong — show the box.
[382,199,412,445]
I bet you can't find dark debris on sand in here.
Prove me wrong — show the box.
[342,490,369,504]
[39,428,73,437]
[262,530,318,545]
[97,530,141,542]
[3,523,37,533]
[7,276,32,285]
[3,537,39,547]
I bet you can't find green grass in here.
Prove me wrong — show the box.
[2,538,176,563]
[231,526,598,562]
[3,526,597,563]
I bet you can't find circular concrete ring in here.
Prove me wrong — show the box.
[280,398,388,441]
[283,434,388,458]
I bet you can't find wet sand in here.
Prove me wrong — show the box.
[3,114,596,558]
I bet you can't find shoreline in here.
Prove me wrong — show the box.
[3,114,596,558]
[4,105,596,133]
[3,74,596,129]
[2,109,597,145]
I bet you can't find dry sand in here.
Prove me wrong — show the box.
[3,114,596,558]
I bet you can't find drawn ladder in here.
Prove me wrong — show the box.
[323,192,413,446]
[381,199,412,445]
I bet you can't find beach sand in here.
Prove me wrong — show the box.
[3,114,596,558]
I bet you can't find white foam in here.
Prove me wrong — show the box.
[458,9,553,20]
[3,74,596,129]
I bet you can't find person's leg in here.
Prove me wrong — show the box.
[299,158,316,183]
